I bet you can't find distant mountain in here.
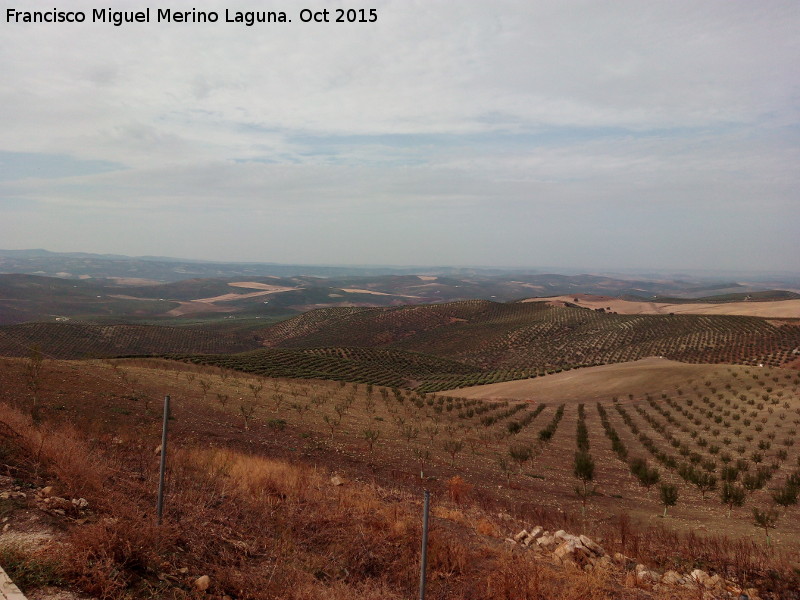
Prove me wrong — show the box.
[0,248,537,281]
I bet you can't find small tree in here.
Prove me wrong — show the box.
[694,472,717,499]
[198,379,213,402]
[323,414,341,438]
[638,466,661,492]
[239,402,257,430]
[573,451,595,516]
[509,444,532,473]
[743,472,766,494]
[292,402,310,423]
[216,393,229,408]
[752,507,779,546]
[413,447,431,478]
[497,456,514,487]
[424,424,440,442]
[772,484,799,510]
[400,424,419,443]
[248,381,264,403]
[363,429,380,454]
[24,346,45,419]
[720,482,746,518]
[442,439,464,466]
[659,483,678,517]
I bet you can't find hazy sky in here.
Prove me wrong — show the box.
[1,1,798,271]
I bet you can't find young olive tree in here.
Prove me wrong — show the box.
[442,439,464,466]
[720,482,746,518]
[659,483,678,518]
[752,507,780,546]
[573,451,595,516]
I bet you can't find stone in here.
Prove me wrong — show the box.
[72,498,89,509]
[193,575,211,591]
[47,496,73,511]
[536,535,556,549]
[706,574,725,591]
[553,540,578,562]
[553,529,568,540]
[579,534,604,556]
[504,537,517,545]
[554,539,591,564]
[513,529,528,542]
[330,475,344,486]
[40,486,54,497]
[661,570,684,585]
[523,526,544,546]
[636,569,659,584]
[154,444,162,455]
[690,569,709,586]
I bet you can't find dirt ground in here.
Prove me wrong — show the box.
[523,295,800,319]
[441,358,741,402]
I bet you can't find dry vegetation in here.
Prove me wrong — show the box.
[1,355,800,598]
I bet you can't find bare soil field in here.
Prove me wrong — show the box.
[525,295,800,319]
[442,358,739,402]
[228,281,299,291]
[165,300,237,316]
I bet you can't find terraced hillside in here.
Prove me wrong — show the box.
[171,347,482,389]
[260,300,800,372]
[155,301,800,392]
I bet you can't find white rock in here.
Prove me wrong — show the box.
[579,534,604,556]
[690,569,709,586]
[662,570,684,585]
[193,574,211,591]
[636,569,659,584]
[536,535,556,549]
[522,526,544,546]
[513,529,528,542]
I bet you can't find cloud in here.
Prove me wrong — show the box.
[0,0,798,270]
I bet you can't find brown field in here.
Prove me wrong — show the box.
[1,356,799,598]
[165,300,237,316]
[228,281,299,291]
[524,295,800,319]
[442,358,739,402]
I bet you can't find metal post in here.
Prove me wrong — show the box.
[419,489,430,600]
[156,395,170,525]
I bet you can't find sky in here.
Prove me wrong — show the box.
[1,0,798,272]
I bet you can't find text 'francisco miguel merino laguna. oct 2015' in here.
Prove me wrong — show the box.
[5,7,379,27]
